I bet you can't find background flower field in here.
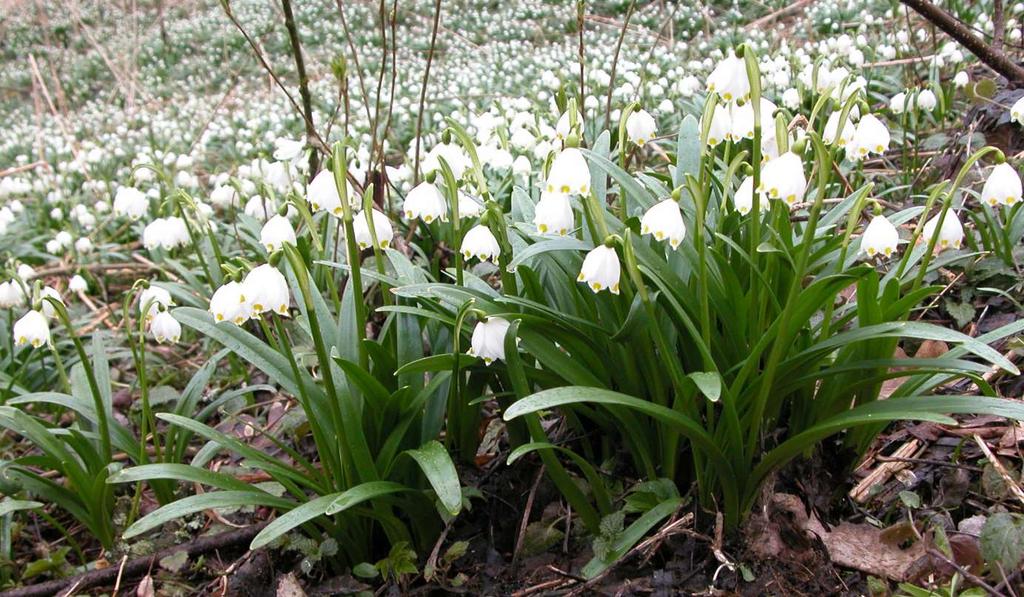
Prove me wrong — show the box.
[1,0,1024,594]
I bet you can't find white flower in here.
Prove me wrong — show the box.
[113,187,149,219]
[210,185,239,209]
[403,181,448,223]
[705,104,731,147]
[953,72,969,88]
[640,199,686,249]
[468,317,512,365]
[917,89,937,111]
[534,191,575,235]
[273,137,305,162]
[0,281,26,308]
[140,286,173,321]
[706,52,750,103]
[244,196,275,221]
[143,217,189,251]
[555,110,584,140]
[69,275,88,293]
[353,209,393,249]
[39,287,63,319]
[889,92,909,114]
[75,237,93,253]
[733,176,758,215]
[423,143,471,179]
[461,225,500,262]
[577,245,620,294]
[922,211,964,252]
[626,109,657,146]
[260,215,296,252]
[823,111,855,147]
[243,265,290,317]
[1011,96,1024,125]
[980,163,1022,207]
[307,169,355,217]
[759,152,807,206]
[545,148,590,196]
[782,88,801,110]
[861,215,900,258]
[150,311,181,343]
[13,310,50,348]
[849,114,890,159]
[512,156,532,178]
[458,192,484,218]
[209,280,252,325]
[16,264,35,281]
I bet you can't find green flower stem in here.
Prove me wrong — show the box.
[47,345,71,394]
[436,156,464,287]
[332,142,370,370]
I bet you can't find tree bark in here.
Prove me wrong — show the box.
[901,0,1024,84]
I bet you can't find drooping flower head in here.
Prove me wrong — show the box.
[640,199,686,250]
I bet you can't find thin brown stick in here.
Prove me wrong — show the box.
[414,0,443,185]
[280,0,320,174]
[604,0,636,133]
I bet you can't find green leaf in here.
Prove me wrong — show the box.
[689,372,722,402]
[506,237,591,273]
[124,491,293,539]
[674,115,700,189]
[0,498,42,517]
[404,441,462,516]
[395,354,477,375]
[980,512,1024,570]
[107,463,255,492]
[581,497,683,578]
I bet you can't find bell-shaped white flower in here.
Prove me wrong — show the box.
[16,264,35,281]
[545,148,590,196]
[759,152,807,207]
[534,191,575,235]
[706,52,750,103]
[733,176,758,215]
[823,112,855,147]
[273,137,305,162]
[728,99,777,142]
[113,187,149,219]
[243,265,290,317]
[140,286,173,321]
[953,72,969,88]
[861,215,900,258]
[260,215,296,252]
[150,310,181,343]
[353,209,394,249]
[980,163,1022,208]
[917,89,937,111]
[307,169,355,217]
[458,192,484,218]
[39,287,63,319]
[922,211,964,252]
[577,245,620,294]
[209,280,252,325]
[555,110,583,140]
[422,143,471,179]
[403,181,448,223]
[13,310,50,348]
[641,199,686,250]
[75,237,93,253]
[468,317,512,365]
[0,281,26,308]
[69,275,88,293]
[143,217,189,251]
[848,114,890,159]
[626,109,657,146]
[705,104,731,147]
[460,225,500,262]
[1011,96,1024,126]
[210,185,239,209]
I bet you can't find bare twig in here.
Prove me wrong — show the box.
[414,0,443,185]
[604,0,636,133]
[280,0,320,174]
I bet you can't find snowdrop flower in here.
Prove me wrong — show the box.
[759,152,807,206]
[423,143,471,179]
[46,239,62,255]
[150,311,181,343]
[460,225,500,262]
[273,137,305,162]
[640,199,686,249]
[243,265,290,317]
[353,209,394,249]
[534,191,575,235]
[13,310,50,348]
[861,215,900,258]
[577,245,620,294]
[55,231,72,249]
[143,217,189,251]
[849,114,890,159]
[49,208,62,221]
[545,148,590,196]
[75,237,93,253]
[706,52,750,103]
[307,169,354,216]
[403,181,448,223]
[140,286,173,321]
[69,275,88,293]
[468,317,512,365]
[39,287,63,318]
[512,156,532,178]
[733,176,757,215]
[458,192,484,218]
[922,211,964,251]
[728,99,776,142]
[260,215,296,252]
[1011,96,1024,125]
[210,185,239,209]
[823,112,855,147]
[555,110,584,140]
[889,92,909,114]
[917,89,938,112]
[0,281,26,308]
[209,280,252,325]
[244,196,275,221]
[626,109,657,146]
[705,104,731,147]
[113,187,148,219]
[782,88,801,110]
[953,72,969,88]
[981,163,1022,207]
[17,264,35,281]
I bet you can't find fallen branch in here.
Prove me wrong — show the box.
[900,0,1024,83]
[0,522,268,597]
[744,0,815,30]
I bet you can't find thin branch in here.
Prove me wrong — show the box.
[604,0,636,133]
[414,0,443,185]
[280,0,321,173]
